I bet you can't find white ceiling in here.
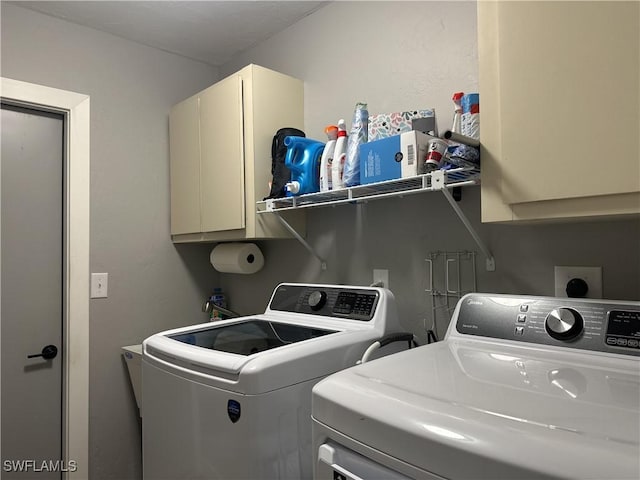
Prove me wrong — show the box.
[9,1,329,66]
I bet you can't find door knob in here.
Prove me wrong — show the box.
[27,344,58,360]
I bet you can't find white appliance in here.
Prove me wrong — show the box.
[142,283,403,480]
[312,294,640,480]
[122,344,142,415]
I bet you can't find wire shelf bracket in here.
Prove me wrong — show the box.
[431,172,495,271]
[271,212,327,270]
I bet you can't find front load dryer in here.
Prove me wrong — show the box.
[142,283,402,480]
[312,294,640,480]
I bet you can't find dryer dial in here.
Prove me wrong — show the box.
[545,308,584,340]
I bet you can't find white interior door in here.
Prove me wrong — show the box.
[1,104,64,479]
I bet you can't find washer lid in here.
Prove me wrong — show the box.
[167,319,336,356]
[312,341,640,480]
[143,316,387,394]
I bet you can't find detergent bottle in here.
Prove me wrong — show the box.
[331,119,348,190]
[319,125,338,192]
[284,136,325,196]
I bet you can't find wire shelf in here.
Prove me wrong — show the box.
[257,166,480,213]
[254,165,493,271]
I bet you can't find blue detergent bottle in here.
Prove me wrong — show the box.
[284,136,325,196]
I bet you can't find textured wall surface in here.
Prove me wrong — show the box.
[223,1,479,140]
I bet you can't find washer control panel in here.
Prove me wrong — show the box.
[455,294,640,356]
[269,284,380,321]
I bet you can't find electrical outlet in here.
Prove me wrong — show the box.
[554,266,602,298]
[373,269,389,288]
[91,272,109,298]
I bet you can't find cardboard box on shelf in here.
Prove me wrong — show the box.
[360,131,434,185]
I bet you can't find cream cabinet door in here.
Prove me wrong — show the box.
[200,74,245,232]
[479,1,639,221]
[169,95,200,235]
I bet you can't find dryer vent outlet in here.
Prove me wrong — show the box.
[554,266,602,298]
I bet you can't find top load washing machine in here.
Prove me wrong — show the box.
[142,283,403,480]
[312,293,640,480]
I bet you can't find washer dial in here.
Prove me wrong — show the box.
[308,290,327,311]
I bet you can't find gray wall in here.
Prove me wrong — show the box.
[1,4,220,479]
[220,0,640,338]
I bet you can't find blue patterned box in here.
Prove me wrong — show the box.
[368,109,436,142]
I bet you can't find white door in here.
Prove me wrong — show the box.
[1,103,64,479]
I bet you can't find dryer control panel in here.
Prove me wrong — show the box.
[454,294,640,356]
[269,284,380,321]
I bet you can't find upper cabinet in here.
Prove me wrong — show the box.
[169,64,305,242]
[478,1,639,223]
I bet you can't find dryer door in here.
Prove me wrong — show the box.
[316,443,442,480]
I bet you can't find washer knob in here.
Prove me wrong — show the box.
[545,308,583,340]
[308,291,327,311]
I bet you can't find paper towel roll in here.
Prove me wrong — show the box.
[210,243,264,274]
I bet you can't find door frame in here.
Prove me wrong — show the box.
[1,77,89,480]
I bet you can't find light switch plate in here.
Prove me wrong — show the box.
[91,272,108,298]
[554,266,602,298]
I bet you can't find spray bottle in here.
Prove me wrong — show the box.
[461,93,480,140]
[446,92,481,169]
[319,125,338,192]
[451,92,464,135]
[331,119,348,190]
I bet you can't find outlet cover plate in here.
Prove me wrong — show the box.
[554,266,602,298]
[373,269,389,288]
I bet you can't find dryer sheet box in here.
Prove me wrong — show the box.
[360,131,434,185]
